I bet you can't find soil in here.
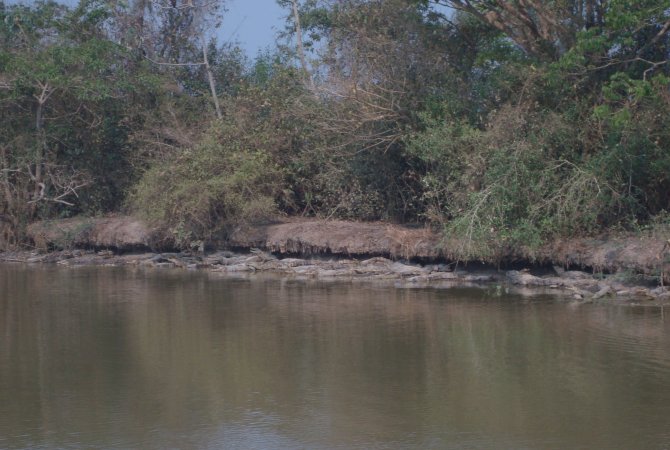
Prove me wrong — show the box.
[28,216,154,251]
[4,215,669,304]
[226,218,444,259]
[24,216,670,274]
[538,233,670,276]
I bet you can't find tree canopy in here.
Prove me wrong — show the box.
[1,0,669,257]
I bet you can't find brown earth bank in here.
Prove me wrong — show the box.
[1,215,668,303]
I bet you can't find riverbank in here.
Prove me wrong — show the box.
[1,248,669,304]
[2,215,669,304]
[25,216,670,272]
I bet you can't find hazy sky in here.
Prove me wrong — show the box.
[7,0,288,57]
[11,0,448,58]
[220,0,287,56]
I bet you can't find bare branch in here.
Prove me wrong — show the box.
[143,55,205,66]
[150,0,218,11]
[637,18,670,56]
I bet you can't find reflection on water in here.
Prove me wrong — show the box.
[1,265,670,449]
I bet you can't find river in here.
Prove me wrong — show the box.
[1,265,669,449]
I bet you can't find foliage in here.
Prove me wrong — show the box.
[129,124,282,248]
[128,65,312,247]
[1,0,670,259]
[0,0,156,248]
[400,0,670,261]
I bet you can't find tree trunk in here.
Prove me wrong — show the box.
[585,0,595,29]
[291,0,314,90]
[0,145,14,213]
[202,38,223,120]
[33,85,49,209]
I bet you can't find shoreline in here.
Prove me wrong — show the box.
[3,248,669,306]
[1,214,667,305]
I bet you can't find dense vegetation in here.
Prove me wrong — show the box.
[1,0,669,258]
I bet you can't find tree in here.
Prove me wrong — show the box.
[117,0,226,119]
[277,0,315,89]
[0,0,155,245]
[430,0,607,60]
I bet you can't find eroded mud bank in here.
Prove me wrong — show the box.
[2,215,667,303]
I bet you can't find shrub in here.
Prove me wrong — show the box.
[129,125,283,248]
[407,102,625,262]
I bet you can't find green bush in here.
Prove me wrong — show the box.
[408,101,627,262]
[129,125,283,248]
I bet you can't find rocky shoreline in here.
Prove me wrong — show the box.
[2,248,669,305]
[2,215,668,304]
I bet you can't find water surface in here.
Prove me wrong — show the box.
[1,265,669,449]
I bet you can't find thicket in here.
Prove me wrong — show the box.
[1,0,669,258]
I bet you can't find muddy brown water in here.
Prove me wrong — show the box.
[1,265,670,449]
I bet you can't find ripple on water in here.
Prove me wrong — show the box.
[578,305,670,381]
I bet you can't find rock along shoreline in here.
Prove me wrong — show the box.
[1,248,669,306]
[1,215,669,305]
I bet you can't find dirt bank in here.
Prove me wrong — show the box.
[25,216,444,258]
[225,219,444,259]
[0,215,666,303]
[23,216,670,279]
[538,234,670,277]
[28,216,155,251]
